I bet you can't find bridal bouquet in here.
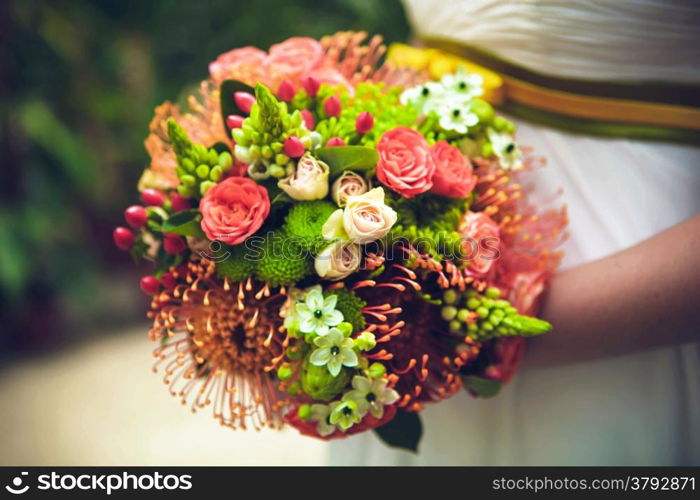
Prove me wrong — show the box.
[114,32,566,451]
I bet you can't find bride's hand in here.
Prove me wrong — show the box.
[523,213,700,367]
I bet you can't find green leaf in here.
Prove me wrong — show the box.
[161,209,206,238]
[220,79,255,134]
[462,375,503,398]
[315,146,378,178]
[373,410,423,453]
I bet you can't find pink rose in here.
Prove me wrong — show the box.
[430,141,476,198]
[278,152,329,200]
[376,127,435,198]
[209,47,268,86]
[459,211,500,275]
[200,177,270,245]
[331,171,369,207]
[265,37,324,84]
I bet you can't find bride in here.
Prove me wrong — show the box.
[329,0,700,465]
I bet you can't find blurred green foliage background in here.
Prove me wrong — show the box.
[0,0,410,356]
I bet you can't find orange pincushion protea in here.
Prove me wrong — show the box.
[148,259,289,430]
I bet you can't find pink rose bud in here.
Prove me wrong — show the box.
[283,136,305,158]
[124,205,148,229]
[163,233,186,255]
[302,76,320,97]
[139,275,161,295]
[485,366,503,380]
[170,193,191,212]
[140,188,165,207]
[355,112,374,134]
[226,114,245,129]
[277,80,296,102]
[300,109,315,130]
[326,137,346,147]
[113,227,135,250]
[323,95,341,117]
[234,91,256,114]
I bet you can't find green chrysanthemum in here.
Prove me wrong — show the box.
[326,288,367,333]
[253,231,313,286]
[300,355,351,401]
[215,243,255,282]
[282,201,337,254]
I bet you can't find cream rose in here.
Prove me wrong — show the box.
[314,240,362,280]
[331,171,369,207]
[322,187,397,244]
[278,152,329,200]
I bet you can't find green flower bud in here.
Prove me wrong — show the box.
[277,364,293,380]
[181,174,196,187]
[261,145,273,159]
[209,165,223,181]
[482,142,494,157]
[269,165,286,178]
[298,403,311,420]
[476,307,490,318]
[485,287,501,299]
[441,305,457,321]
[182,158,195,172]
[288,381,301,396]
[196,164,210,179]
[354,331,376,351]
[271,142,283,153]
[493,116,509,131]
[470,99,495,124]
[218,151,232,170]
[368,362,386,379]
[467,298,481,310]
[232,128,247,144]
[449,320,462,333]
[337,322,353,337]
[200,180,216,196]
[443,289,459,304]
[457,309,470,322]
[275,153,289,166]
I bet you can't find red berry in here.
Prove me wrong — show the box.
[140,188,165,207]
[163,233,186,254]
[124,205,148,229]
[302,76,320,97]
[326,137,346,147]
[355,111,374,134]
[323,95,341,117]
[300,109,315,130]
[139,275,161,295]
[113,227,135,250]
[283,136,305,158]
[170,193,191,212]
[160,272,176,291]
[234,91,256,114]
[226,114,245,129]
[277,80,295,102]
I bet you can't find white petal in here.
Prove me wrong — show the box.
[323,294,338,313]
[310,348,331,366]
[324,309,343,327]
[327,357,342,377]
[352,375,372,393]
[340,348,358,367]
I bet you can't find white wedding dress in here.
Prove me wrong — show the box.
[329,0,700,465]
